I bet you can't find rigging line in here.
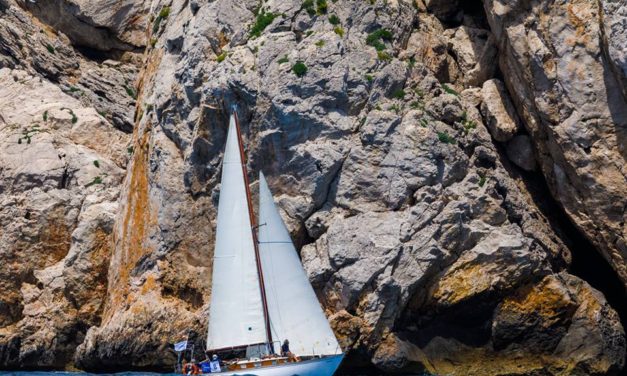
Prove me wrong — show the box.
[258,241,293,244]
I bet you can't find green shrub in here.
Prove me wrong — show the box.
[292,61,308,77]
[366,28,392,51]
[127,146,134,155]
[152,7,170,35]
[437,131,455,144]
[46,44,55,54]
[411,101,423,110]
[216,51,227,62]
[315,40,325,47]
[42,110,48,122]
[278,55,289,64]
[303,0,315,15]
[478,174,486,187]
[441,83,459,96]
[93,160,100,168]
[85,176,103,188]
[316,0,328,14]
[158,6,171,18]
[250,11,276,38]
[365,74,374,82]
[328,14,340,25]
[333,26,344,37]
[392,89,405,99]
[152,17,162,34]
[124,85,136,99]
[150,38,157,47]
[377,51,391,61]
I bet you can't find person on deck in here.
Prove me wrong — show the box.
[182,359,200,375]
[209,354,222,373]
[281,340,300,362]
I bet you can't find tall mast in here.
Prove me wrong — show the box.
[232,109,273,350]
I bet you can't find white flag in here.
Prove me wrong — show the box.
[174,340,188,352]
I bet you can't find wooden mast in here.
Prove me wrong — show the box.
[232,109,274,351]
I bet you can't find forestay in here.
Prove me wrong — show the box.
[258,172,341,356]
[207,115,267,351]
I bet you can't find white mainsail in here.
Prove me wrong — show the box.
[258,172,341,356]
[207,114,267,351]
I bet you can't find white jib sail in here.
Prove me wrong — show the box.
[207,115,267,351]
[258,172,341,356]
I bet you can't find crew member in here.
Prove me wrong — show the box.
[210,354,222,373]
[281,340,300,362]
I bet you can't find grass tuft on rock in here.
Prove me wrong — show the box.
[437,131,456,144]
[328,14,340,25]
[442,83,459,96]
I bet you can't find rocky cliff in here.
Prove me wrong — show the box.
[0,0,626,375]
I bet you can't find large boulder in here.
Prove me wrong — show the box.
[483,0,627,289]
[480,78,520,142]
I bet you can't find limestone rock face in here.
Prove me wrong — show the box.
[480,78,520,142]
[0,0,134,367]
[483,0,627,289]
[17,0,150,50]
[0,0,625,375]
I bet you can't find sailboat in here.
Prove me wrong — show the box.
[204,110,343,376]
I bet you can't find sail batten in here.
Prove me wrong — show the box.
[258,172,341,356]
[206,114,267,351]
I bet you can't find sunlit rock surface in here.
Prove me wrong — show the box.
[0,0,625,375]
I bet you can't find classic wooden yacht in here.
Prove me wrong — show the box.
[203,110,343,376]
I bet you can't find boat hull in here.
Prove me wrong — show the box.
[210,354,344,376]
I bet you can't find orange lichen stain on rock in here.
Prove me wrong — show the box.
[106,128,153,317]
[421,341,572,376]
[40,206,72,265]
[140,274,157,295]
[500,275,576,327]
[101,45,166,323]
[76,228,112,321]
[330,310,364,350]
[565,1,595,51]
[432,263,491,306]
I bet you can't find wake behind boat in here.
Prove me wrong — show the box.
[183,109,343,375]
